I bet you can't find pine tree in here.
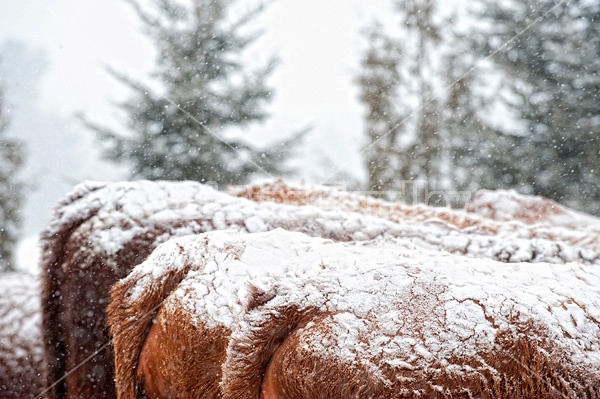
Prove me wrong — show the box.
[0,85,24,272]
[358,1,492,205]
[443,53,521,194]
[475,0,600,214]
[390,0,445,203]
[85,0,296,184]
[357,26,403,194]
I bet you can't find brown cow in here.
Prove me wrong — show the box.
[40,180,600,398]
[229,178,488,229]
[37,180,437,398]
[0,272,46,399]
[230,179,600,251]
[109,230,600,398]
[466,188,600,229]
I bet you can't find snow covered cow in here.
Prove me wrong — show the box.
[38,180,446,398]
[466,188,600,232]
[109,229,600,398]
[40,180,600,398]
[231,179,600,251]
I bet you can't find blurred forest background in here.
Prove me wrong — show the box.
[0,0,598,271]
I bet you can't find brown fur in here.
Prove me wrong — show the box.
[465,189,598,228]
[230,179,600,250]
[39,182,220,399]
[43,181,600,398]
[114,271,600,399]
[226,296,600,399]
[137,301,230,398]
[259,314,401,399]
[108,254,194,399]
[39,181,330,398]
[109,260,296,399]
[42,180,435,399]
[42,220,182,398]
[230,179,494,231]
[108,254,321,399]
[221,303,323,399]
[40,183,106,399]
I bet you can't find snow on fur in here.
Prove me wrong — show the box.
[466,188,600,230]
[0,272,45,399]
[41,180,600,398]
[113,229,600,398]
[230,179,600,251]
[49,180,600,268]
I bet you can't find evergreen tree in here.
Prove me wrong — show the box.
[444,53,521,194]
[357,26,403,194]
[475,0,600,214]
[0,85,24,272]
[358,1,492,205]
[400,0,443,193]
[86,0,296,184]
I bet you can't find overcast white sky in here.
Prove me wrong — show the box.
[1,0,390,165]
[1,0,400,269]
